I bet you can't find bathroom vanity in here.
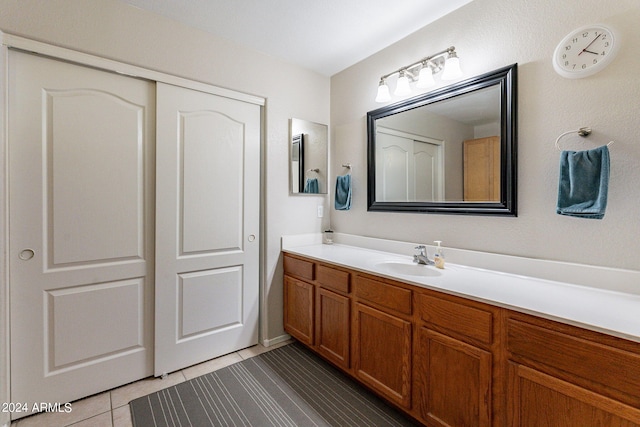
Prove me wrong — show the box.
[282,237,640,427]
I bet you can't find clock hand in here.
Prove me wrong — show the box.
[579,33,602,56]
[583,49,599,55]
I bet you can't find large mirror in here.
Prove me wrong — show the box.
[290,118,329,194]
[367,64,517,215]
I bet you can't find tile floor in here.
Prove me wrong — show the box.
[10,340,294,427]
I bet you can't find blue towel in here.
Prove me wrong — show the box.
[335,174,352,210]
[303,178,319,194]
[556,145,610,219]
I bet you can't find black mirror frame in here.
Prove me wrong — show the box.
[367,63,517,216]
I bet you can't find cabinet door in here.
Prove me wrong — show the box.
[316,288,350,369]
[508,363,640,427]
[283,276,314,345]
[354,302,412,408]
[415,328,492,427]
[464,136,500,202]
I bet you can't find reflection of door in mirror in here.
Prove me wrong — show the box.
[463,136,500,201]
[291,134,304,193]
[376,127,444,202]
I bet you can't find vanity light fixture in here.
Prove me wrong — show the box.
[394,70,412,96]
[416,65,435,88]
[376,79,391,103]
[375,46,462,103]
[441,49,463,80]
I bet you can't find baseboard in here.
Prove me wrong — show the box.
[261,334,291,347]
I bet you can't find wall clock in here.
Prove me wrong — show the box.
[552,24,620,78]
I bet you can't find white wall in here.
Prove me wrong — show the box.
[0,1,330,421]
[331,0,640,271]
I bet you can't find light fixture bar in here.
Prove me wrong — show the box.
[378,46,455,82]
[375,46,461,103]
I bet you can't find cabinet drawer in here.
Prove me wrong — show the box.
[317,264,350,293]
[507,317,640,405]
[417,293,492,346]
[355,276,412,315]
[284,255,315,281]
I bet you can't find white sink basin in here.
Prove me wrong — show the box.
[374,261,442,277]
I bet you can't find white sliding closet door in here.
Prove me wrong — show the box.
[154,83,260,376]
[8,51,155,415]
[376,127,444,202]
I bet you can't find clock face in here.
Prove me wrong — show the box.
[553,24,619,78]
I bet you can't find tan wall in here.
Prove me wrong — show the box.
[331,0,640,270]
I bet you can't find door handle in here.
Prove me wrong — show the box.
[19,249,35,260]
[248,235,256,242]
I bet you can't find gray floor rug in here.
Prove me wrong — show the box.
[130,342,417,426]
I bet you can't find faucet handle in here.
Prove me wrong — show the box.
[414,245,427,256]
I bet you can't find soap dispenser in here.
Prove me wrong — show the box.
[434,241,445,269]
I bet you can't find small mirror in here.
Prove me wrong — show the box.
[367,64,517,215]
[290,118,328,194]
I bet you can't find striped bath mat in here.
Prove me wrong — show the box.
[130,342,416,426]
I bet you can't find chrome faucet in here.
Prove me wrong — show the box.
[413,245,434,265]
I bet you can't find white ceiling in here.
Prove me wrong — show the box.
[119,0,473,76]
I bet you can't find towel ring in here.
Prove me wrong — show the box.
[342,163,352,169]
[555,127,614,151]
[306,168,320,178]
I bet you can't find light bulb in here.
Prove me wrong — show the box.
[416,65,435,89]
[375,80,391,103]
[394,71,412,96]
[441,52,462,80]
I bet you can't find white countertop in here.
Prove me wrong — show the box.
[282,239,640,343]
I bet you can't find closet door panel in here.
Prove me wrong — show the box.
[49,89,144,264]
[155,82,260,376]
[8,51,155,416]
[181,111,243,254]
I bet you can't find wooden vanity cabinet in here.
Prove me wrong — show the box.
[353,274,413,409]
[283,275,315,346]
[316,288,350,368]
[283,255,315,345]
[506,312,640,426]
[283,252,640,427]
[414,291,498,427]
[283,254,352,369]
[316,264,351,369]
